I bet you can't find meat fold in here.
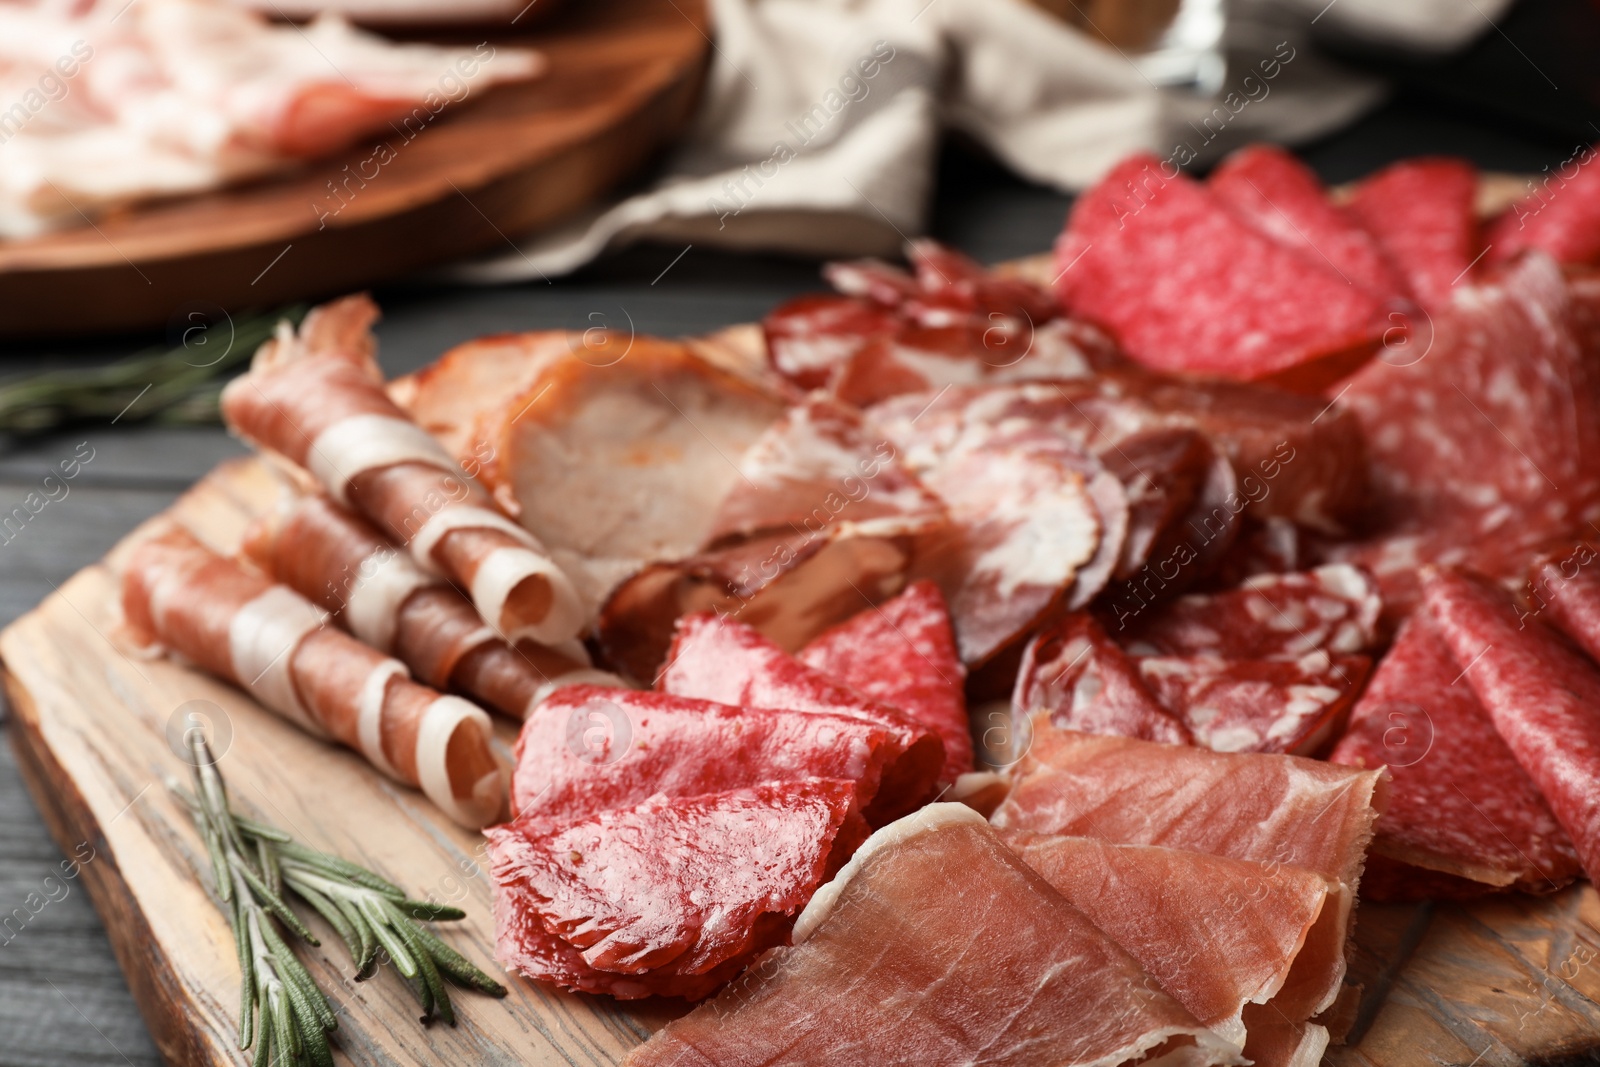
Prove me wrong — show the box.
[624,805,1244,1067]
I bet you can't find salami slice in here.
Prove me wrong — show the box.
[1347,157,1481,311]
[658,612,944,821]
[1136,650,1370,757]
[1484,145,1600,268]
[1527,541,1600,663]
[1423,567,1600,884]
[1334,254,1600,619]
[1118,564,1381,660]
[1054,153,1385,387]
[510,686,903,830]
[488,778,865,999]
[706,393,944,547]
[1013,613,1191,745]
[797,580,973,786]
[1210,144,1409,302]
[992,720,1388,891]
[1328,613,1581,897]
[625,807,1241,1067]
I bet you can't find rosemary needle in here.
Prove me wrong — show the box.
[172,733,506,1066]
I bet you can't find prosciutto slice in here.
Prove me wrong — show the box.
[1423,567,1600,885]
[992,720,1387,891]
[624,806,1243,1067]
[121,526,502,827]
[797,580,973,786]
[658,612,944,822]
[221,296,585,645]
[510,686,904,829]
[1329,612,1580,897]
[488,778,865,1000]
[243,492,619,719]
[1000,831,1348,1051]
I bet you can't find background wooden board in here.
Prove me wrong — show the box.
[0,0,710,339]
[2,453,1600,1067]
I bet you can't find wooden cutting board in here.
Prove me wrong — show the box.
[0,0,709,340]
[4,454,1600,1066]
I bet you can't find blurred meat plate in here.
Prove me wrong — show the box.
[0,0,709,339]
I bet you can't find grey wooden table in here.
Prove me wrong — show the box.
[0,109,1578,1065]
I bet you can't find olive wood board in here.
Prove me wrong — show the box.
[0,0,709,339]
[3,454,1600,1066]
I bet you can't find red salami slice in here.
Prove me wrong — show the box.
[1206,516,1303,589]
[488,778,865,999]
[1117,564,1381,660]
[1136,650,1369,757]
[1347,157,1481,311]
[510,686,904,830]
[1485,145,1600,267]
[1423,567,1600,885]
[1334,254,1600,619]
[1328,613,1581,898]
[763,295,900,391]
[1527,541,1600,661]
[1210,144,1409,302]
[798,580,973,786]
[1054,153,1384,387]
[658,612,944,820]
[1014,613,1191,745]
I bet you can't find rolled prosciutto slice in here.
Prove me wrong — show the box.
[659,612,944,822]
[625,806,1242,1067]
[242,492,620,719]
[488,778,866,1000]
[510,687,903,829]
[121,526,503,827]
[220,295,584,645]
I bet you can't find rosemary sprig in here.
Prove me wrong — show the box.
[0,306,304,437]
[173,734,506,1066]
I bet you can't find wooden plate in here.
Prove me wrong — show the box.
[0,0,709,340]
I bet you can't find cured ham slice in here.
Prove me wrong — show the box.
[1347,158,1482,310]
[992,721,1387,891]
[1014,613,1191,745]
[1329,613,1580,897]
[1136,651,1369,757]
[1209,144,1409,303]
[1118,564,1381,660]
[1054,153,1384,389]
[509,686,904,829]
[658,613,943,821]
[488,779,865,1000]
[1000,831,1348,1049]
[467,334,787,614]
[243,492,618,719]
[797,580,973,786]
[121,526,502,827]
[221,296,585,645]
[624,806,1242,1067]
[1334,254,1600,618]
[0,0,542,236]
[1423,567,1600,885]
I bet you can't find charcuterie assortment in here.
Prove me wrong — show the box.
[105,140,1600,1064]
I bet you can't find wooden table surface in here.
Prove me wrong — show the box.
[0,102,1584,1065]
